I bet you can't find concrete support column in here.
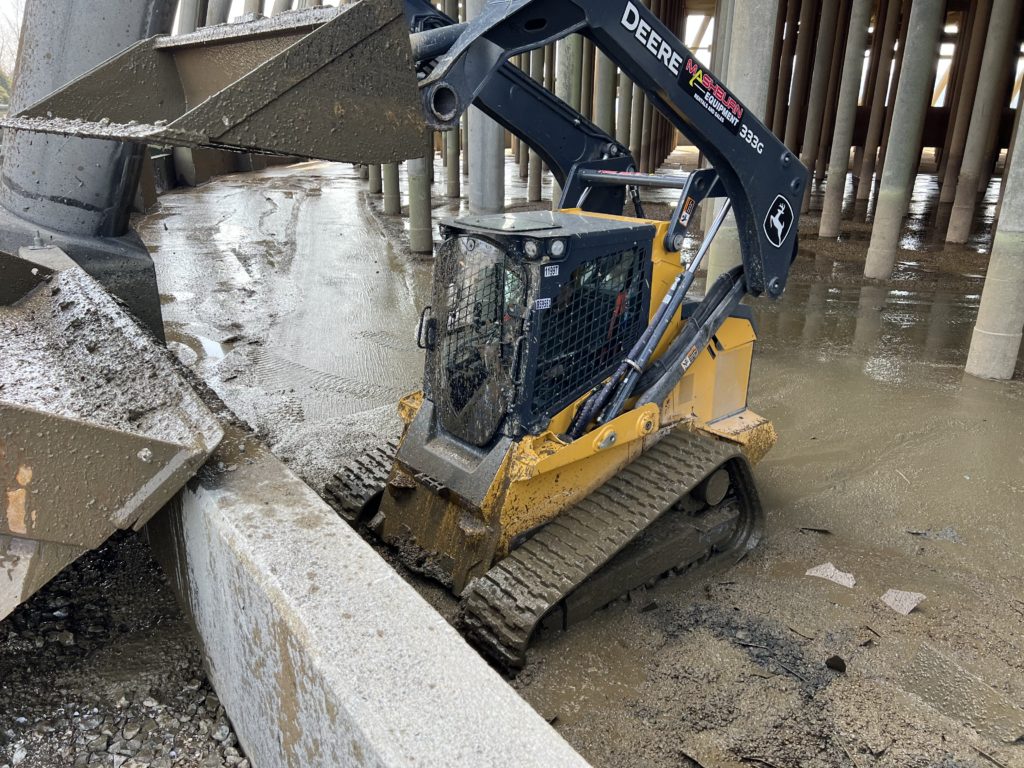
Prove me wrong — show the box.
[542,44,556,190]
[553,34,583,208]
[996,102,1023,221]
[977,59,1014,192]
[177,0,202,33]
[705,0,781,284]
[863,0,945,278]
[528,46,545,203]
[709,0,732,90]
[712,0,734,80]
[765,0,787,130]
[443,0,461,202]
[639,0,666,172]
[593,51,618,137]
[428,134,436,185]
[544,43,556,94]
[965,120,1024,379]
[945,0,1020,242]
[820,0,874,237]
[205,0,231,25]
[173,0,211,185]
[626,1,651,165]
[467,0,505,213]
[660,0,685,162]
[799,0,842,212]
[368,164,382,195]
[861,0,890,116]
[784,0,819,151]
[517,55,530,180]
[382,163,401,215]
[407,157,433,254]
[700,0,733,232]
[640,93,655,173]
[629,84,646,164]
[459,2,469,184]
[243,0,261,14]
[560,35,584,112]
[445,127,461,199]
[939,0,992,203]
[856,0,903,199]
[271,0,292,15]
[772,0,801,138]
[616,72,635,151]
[876,0,913,176]
[937,9,976,181]
[816,0,852,181]
[580,39,595,120]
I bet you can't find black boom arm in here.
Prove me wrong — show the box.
[412,0,809,297]
[406,0,633,214]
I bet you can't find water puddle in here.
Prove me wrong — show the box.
[165,325,240,365]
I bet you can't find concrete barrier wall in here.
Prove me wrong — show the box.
[148,420,589,768]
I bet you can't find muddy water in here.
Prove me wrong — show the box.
[138,161,432,489]
[139,158,1024,768]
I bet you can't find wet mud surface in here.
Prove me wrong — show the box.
[138,158,1023,768]
[9,155,1022,768]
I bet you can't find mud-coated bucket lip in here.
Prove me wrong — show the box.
[1,0,428,165]
[1,245,223,548]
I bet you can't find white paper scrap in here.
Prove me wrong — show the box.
[805,562,856,588]
[881,589,926,615]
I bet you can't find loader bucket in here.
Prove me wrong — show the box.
[1,0,426,164]
[0,247,223,620]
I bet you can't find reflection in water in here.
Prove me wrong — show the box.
[803,163,1000,254]
[800,280,827,344]
[750,238,992,388]
[923,290,954,358]
[852,284,886,354]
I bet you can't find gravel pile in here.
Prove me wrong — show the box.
[0,534,246,768]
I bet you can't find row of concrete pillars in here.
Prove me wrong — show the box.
[722,0,1024,378]
[360,0,1024,379]
[368,0,1024,259]
[176,0,324,30]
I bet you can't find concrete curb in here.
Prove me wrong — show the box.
[148,420,589,768]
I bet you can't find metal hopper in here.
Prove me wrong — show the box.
[1,0,427,164]
[1,247,223,619]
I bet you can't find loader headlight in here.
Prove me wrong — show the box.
[524,239,540,258]
[549,239,566,257]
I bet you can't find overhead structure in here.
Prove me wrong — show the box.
[3,3,428,165]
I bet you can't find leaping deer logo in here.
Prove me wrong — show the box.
[769,203,786,242]
[763,195,792,248]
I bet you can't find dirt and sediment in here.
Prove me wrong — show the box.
[3,156,1023,768]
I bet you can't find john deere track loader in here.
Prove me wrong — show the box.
[329,0,808,668]
[7,0,808,669]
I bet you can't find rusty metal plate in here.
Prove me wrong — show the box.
[1,403,192,549]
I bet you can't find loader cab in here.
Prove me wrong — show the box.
[420,211,656,449]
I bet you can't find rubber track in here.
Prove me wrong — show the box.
[457,428,745,670]
[323,439,399,522]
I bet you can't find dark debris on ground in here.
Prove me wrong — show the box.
[0,534,246,768]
